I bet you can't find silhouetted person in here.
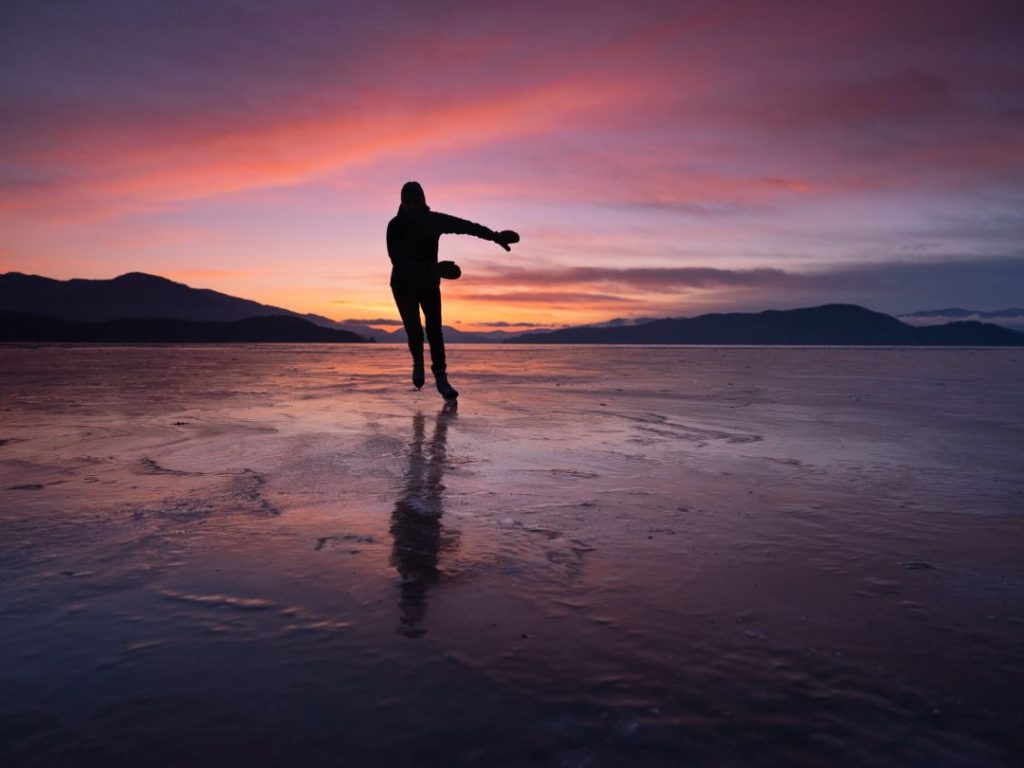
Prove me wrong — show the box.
[387,181,518,400]
[390,404,460,638]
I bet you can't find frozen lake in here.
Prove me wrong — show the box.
[1,344,1022,767]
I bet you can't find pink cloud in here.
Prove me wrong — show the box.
[1,74,651,222]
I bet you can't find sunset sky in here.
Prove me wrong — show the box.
[2,1,1022,330]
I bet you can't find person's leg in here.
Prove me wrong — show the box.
[420,283,458,400]
[392,285,425,388]
[420,283,446,374]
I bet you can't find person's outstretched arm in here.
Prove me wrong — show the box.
[433,212,519,251]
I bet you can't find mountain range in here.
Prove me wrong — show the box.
[510,304,1024,345]
[1,271,1022,346]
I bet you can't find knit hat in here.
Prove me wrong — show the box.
[401,181,426,203]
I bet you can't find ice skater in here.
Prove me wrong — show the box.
[387,181,519,400]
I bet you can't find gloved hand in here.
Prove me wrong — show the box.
[493,230,520,251]
[435,261,462,280]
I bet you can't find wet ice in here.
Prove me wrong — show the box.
[1,344,1022,767]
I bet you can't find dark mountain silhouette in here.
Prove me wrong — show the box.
[899,307,1024,331]
[0,312,368,343]
[509,305,1024,346]
[0,271,321,324]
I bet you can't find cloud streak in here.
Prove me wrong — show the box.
[458,290,637,305]
[475,266,794,291]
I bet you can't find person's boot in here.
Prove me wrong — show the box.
[412,356,425,390]
[433,367,458,401]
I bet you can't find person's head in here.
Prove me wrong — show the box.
[400,181,427,217]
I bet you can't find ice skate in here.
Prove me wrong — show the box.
[434,369,458,401]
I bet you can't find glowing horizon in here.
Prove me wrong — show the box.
[2,1,1022,330]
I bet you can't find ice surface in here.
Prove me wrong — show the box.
[1,344,1022,767]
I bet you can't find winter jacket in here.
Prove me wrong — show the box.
[387,208,495,291]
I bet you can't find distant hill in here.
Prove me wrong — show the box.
[0,312,368,343]
[509,304,1024,346]
[0,271,325,324]
[899,307,1024,331]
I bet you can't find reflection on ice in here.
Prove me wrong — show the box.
[390,405,460,638]
[0,344,1022,767]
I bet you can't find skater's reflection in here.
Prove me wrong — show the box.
[390,403,461,638]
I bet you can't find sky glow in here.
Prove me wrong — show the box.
[2,1,1022,329]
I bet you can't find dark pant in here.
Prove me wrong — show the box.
[392,282,446,373]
